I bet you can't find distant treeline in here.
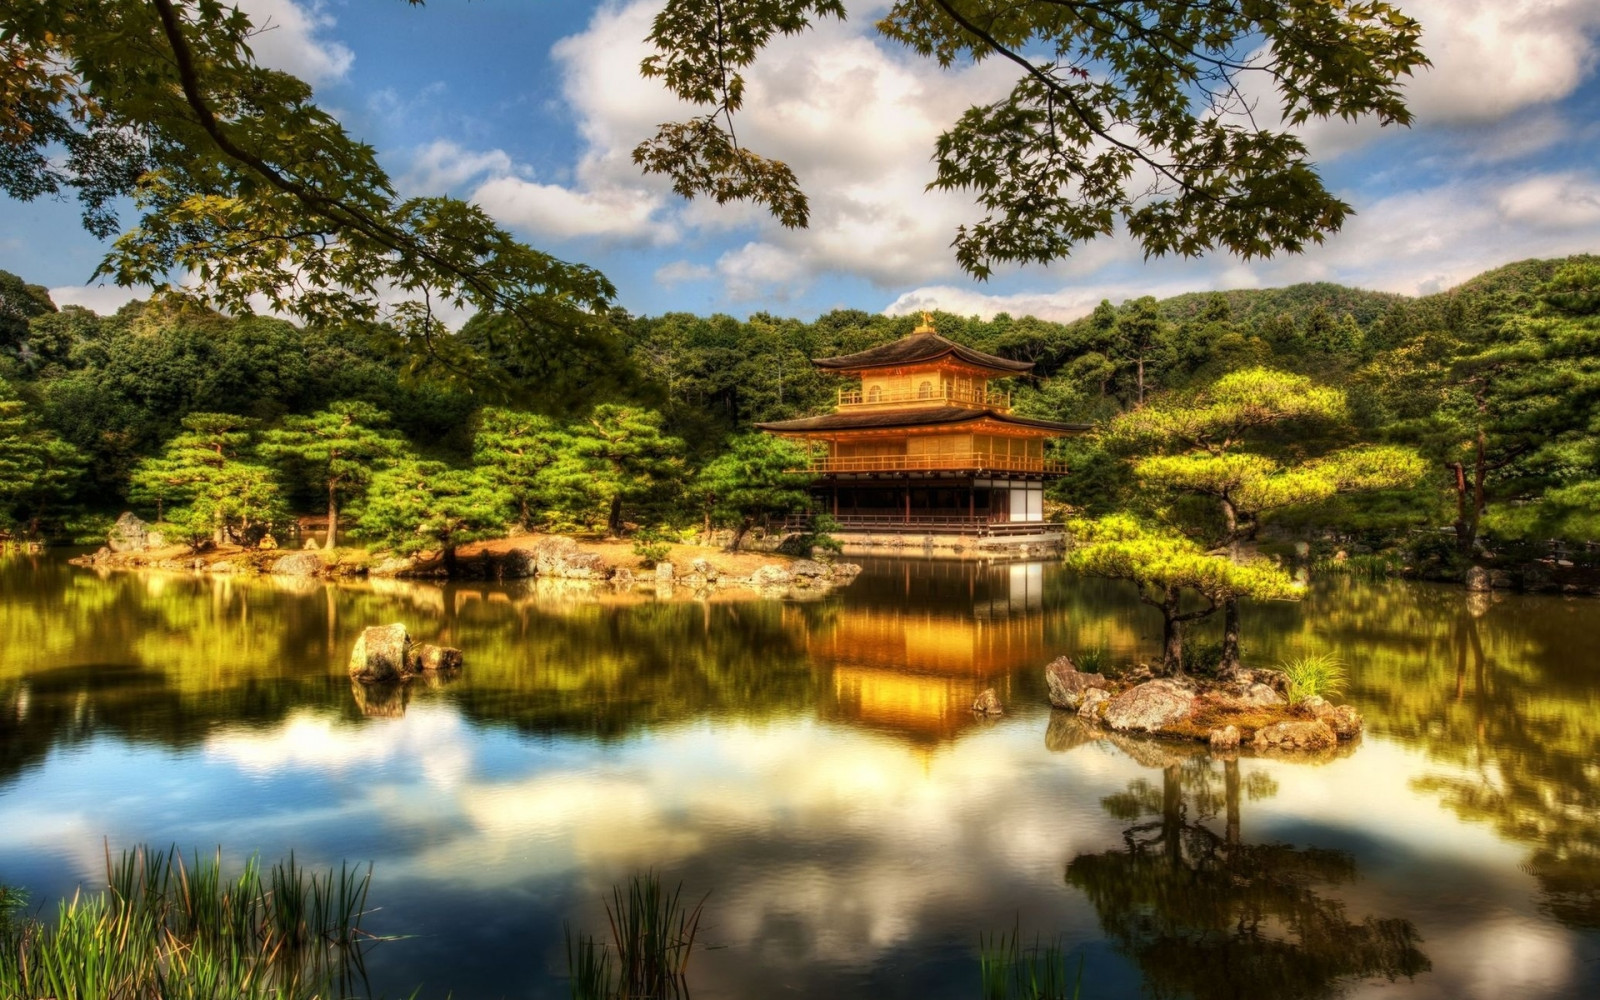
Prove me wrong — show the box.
[0,254,1595,551]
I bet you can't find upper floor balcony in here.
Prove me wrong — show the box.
[837,385,1010,410]
[799,452,1067,475]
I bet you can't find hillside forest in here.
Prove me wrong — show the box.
[0,255,1596,571]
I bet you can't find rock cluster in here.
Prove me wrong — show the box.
[1045,657,1364,755]
[348,623,464,685]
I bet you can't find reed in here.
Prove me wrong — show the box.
[0,844,374,1000]
[1279,652,1348,704]
[565,872,706,1000]
[978,921,1082,1000]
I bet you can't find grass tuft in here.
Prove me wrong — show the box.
[1279,652,1348,704]
[979,920,1082,1000]
[567,872,706,1000]
[1,844,374,1000]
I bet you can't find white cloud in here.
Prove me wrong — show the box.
[654,260,714,287]
[237,0,354,85]
[47,283,146,314]
[1497,172,1600,230]
[399,140,515,197]
[1399,0,1600,126]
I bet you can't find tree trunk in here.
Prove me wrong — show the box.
[729,516,753,552]
[1219,598,1242,673]
[326,483,338,548]
[442,544,458,577]
[1450,461,1474,556]
[1161,587,1184,677]
[1161,764,1182,867]
[607,495,623,538]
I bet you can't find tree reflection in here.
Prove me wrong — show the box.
[1066,757,1430,999]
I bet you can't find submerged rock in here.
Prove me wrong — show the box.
[350,679,408,719]
[1253,720,1338,751]
[1045,656,1110,710]
[972,688,1003,716]
[1103,680,1196,734]
[349,623,412,683]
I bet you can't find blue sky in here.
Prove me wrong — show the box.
[6,0,1600,321]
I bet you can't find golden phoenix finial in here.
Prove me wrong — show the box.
[915,310,936,333]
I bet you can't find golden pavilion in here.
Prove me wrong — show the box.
[757,315,1087,546]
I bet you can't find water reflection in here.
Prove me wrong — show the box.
[1,554,1598,997]
[1065,747,1431,999]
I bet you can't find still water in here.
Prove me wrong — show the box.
[0,553,1597,999]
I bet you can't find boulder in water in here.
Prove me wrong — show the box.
[271,552,323,577]
[1044,656,1109,710]
[350,623,413,683]
[972,688,1003,715]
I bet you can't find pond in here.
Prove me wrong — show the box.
[0,552,1597,999]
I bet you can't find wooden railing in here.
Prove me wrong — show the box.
[782,513,1062,536]
[838,386,1009,409]
[799,452,1067,474]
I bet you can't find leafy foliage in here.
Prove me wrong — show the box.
[260,401,404,546]
[641,0,1426,274]
[546,405,686,536]
[1279,653,1348,705]
[129,412,285,548]
[690,433,811,549]
[355,457,511,567]
[2,1,614,381]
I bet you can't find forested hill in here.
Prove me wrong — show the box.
[0,254,1596,547]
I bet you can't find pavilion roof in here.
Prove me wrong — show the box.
[756,406,1088,434]
[812,331,1033,374]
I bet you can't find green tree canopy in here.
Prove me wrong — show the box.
[260,401,405,547]
[548,405,685,537]
[0,380,83,537]
[129,412,284,547]
[690,433,812,549]
[1065,514,1301,675]
[639,0,1426,275]
[356,457,511,572]
[471,408,567,530]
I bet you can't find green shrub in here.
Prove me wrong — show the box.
[1279,652,1347,704]
[632,528,672,568]
[1074,645,1110,675]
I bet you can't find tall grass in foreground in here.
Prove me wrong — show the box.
[978,922,1083,1000]
[0,845,373,1000]
[566,872,706,1000]
[1280,652,1348,704]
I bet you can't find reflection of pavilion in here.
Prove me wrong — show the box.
[798,561,1052,741]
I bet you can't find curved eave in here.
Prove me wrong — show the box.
[811,333,1034,375]
[756,407,1091,435]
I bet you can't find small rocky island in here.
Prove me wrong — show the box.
[1045,656,1362,753]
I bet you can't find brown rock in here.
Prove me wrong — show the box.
[1103,680,1196,734]
[270,552,323,577]
[1076,687,1111,720]
[1302,696,1364,739]
[1253,720,1338,751]
[411,644,464,673]
[972,688,1003,716]
[1044,655,1110,710]
[349,623,413,683]
[1208,725,1241,751]
[1240,683,1286,707]
[1465,564,1490,592]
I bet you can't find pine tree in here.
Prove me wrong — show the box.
[1111,369,1426,671]
[1065,515,1302,676]
[130,413,284,547]
[471,407,565,530]
[690,434,812,549]
[0,380,83,537]
[356,457,512,572]
[547,405,685,536]
[261,401,404,547]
